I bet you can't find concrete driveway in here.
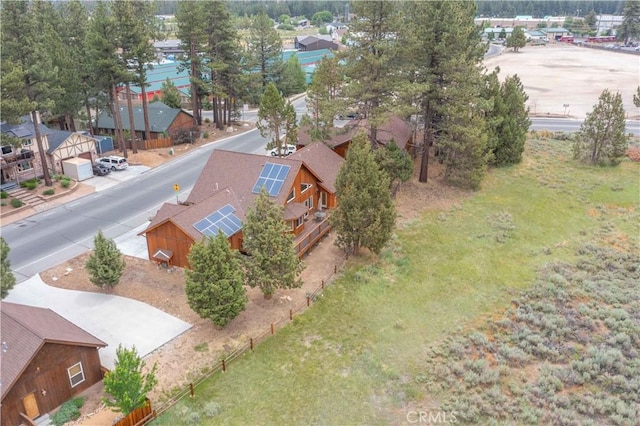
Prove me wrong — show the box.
[5,274,191,370]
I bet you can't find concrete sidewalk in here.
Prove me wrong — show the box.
[5,274,191,369]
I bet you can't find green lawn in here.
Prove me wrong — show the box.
[152,138,638,425]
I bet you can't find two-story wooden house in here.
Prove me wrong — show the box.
[140,142,344,268]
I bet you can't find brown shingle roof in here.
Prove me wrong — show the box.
[1,302,106,400]
[288,143,344,193]
[143,148,343,239]
[297,114,412,150]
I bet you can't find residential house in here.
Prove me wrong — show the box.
[294,35,339,51]
[46,131,99,175]
[1,302,107,426]
[94,102,194,142]
[296,114,415,158]
[140,143,344,268]
[1,116,102,189]
[1,116,52,189]
[542,27,571,40]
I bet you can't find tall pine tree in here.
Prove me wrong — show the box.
[243,189,303,298]
[185,232,247,327]
[331,133,396,255]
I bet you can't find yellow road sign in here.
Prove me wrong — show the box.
[173,184,180,192]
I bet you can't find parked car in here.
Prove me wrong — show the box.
[97,156,128,171]
[269,144,296,156]
[92,163,111,176]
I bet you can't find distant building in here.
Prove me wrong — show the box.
[294,35,339,51]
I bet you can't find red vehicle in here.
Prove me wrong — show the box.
[559,35,574,43]
[587,36,617,43]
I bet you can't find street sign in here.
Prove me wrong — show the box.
[173,184,180,192]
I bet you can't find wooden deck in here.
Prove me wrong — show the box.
[294,214,331,258]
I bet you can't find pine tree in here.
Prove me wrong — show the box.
[618,1,640,45]
[488,74,531,166]
[374,140,414,197]
[633,86,640,107]
[573,89,629,166]
[243,189,303,298]
[306,56,345,141]
[1,238,16,299]
[1,0,63,186]
[331,133,396,255]
[405,1,488,184]
[176,0,207,126]
[203,0,240,130]
[258,82,297,155]
[102,345,157,415]
[160,78,182,109]
[246,11,283,89]
[507,26,527,52]
[278,55,307,97]
[85,230,126,289]
[185,232,247,327]
[341,0,401,146]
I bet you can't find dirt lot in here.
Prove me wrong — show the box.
[14,45,639,424]
[485,43,639,119]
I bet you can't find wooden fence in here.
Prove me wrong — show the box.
[149,237,351,422]
[141,138,173,150]
[113,399,154,426]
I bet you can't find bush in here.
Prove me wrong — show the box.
[50,397,84,426]
[20,180,37,190]
[169,125,199,145]
[43,188,55,196]
[203,401,222,417]
[0,191,7,199]
[203,131,209,139]
[10,198,23,208]
[61,178,71,188]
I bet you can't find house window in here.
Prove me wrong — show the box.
[67,362,85,388]
[320,192,327,208]
[17,160,31,172]
[300,183,312,193]
[289,220,295,231]
[304,196,313,218]
[1,145,13,156]
[296,216,304,228]
[22,139,33,147]
[287,189,295,203]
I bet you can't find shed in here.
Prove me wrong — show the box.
[1,302,107,426]
[62,157,93,181]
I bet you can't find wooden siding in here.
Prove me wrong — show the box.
[286,165,322,237]
[145,221,195,269]
[1,344,103,426]
[170,111,195,131]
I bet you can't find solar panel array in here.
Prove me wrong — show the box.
[11,127,31,138]
[193,204,242,237]
[252,162,291,196]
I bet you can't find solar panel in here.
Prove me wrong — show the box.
[252,162,291,196]
[192,204,242,237]
[11,127,31,138]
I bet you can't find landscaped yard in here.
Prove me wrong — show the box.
[150,135,639,424]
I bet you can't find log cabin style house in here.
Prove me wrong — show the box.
[140,142,344,268]
[1,302,107,426]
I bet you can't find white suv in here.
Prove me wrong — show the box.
[98,156,128,171]
[269,144,296,157]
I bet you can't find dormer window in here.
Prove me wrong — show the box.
[22,139,33,147]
